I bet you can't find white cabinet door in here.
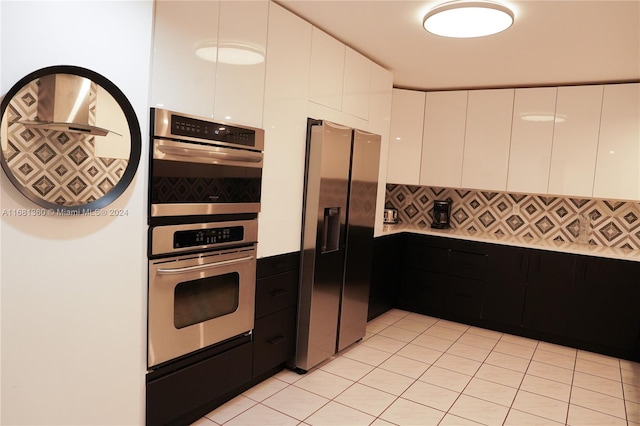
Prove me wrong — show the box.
[461,89,514,191]
[593,83,640,200]
[367,64,393,138]
[308,27,345,111]
[214,0,268,127]
[548,85,603,197]
[386,89,425,185]
[368,63,393,236]
[420,90,468,188]
[150,1,219,117]
[260,3,312,258]
[507,87,557,194]
[342,47,372,120]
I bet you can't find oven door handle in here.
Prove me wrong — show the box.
[155,141,263,166]
[156,255,254,275]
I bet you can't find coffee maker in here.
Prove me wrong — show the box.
[431,200,452,229]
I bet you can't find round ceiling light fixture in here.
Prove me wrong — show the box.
[195,42,265,65]
[423,0,514,38]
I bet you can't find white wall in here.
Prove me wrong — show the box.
[0,1,153,424]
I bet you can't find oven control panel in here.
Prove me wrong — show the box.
[174,226,244,249]
[151,108,264,152]
[150,219,258,257]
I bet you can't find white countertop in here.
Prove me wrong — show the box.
[379,223,640,263]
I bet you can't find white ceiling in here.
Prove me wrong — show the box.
[275,0,640,91]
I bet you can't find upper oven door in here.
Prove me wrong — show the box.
[148,245,256,368]
[150,138,263,217]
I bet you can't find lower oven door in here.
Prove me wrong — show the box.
[148,245,256,368]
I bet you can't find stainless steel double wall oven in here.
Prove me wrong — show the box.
[147,108,264,369]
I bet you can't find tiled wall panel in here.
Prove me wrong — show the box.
[385,184,640,250]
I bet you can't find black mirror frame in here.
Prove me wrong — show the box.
[0,65,142,212]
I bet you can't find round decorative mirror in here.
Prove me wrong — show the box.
[0,65,141,212]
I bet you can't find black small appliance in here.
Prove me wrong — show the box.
[431,200,452,229]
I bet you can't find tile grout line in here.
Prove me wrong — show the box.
[368,313,447,425]
[503,339,551,425]
[564,350,578,426]
[433,324,503,426]
[621,358,630,424]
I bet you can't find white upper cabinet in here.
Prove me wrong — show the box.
[367,64,393,138]
[420,90,468,188]
[461,88,515,191]
[368,64,393,236]
[387,89,425,185]
[342,47,372,120]
[507,87,557,194]
[214,0,268,127]
[308,27,346,111]
[593,83,640,200]
[260,2,312,258]
[548,85,604,197]
[150,1,220,117]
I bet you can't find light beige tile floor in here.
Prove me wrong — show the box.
[193,309,640,425]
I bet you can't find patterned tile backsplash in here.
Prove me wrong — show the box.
[4,78,127,206]
[385,184,640,250]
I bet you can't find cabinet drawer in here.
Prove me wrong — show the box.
[445,276,484,319]
[253,307,296,377]
[257,252,300,279]
[449,250,487,280]
[255,270,298,319]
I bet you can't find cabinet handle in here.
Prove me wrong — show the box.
[269,288,287,297]
[268,335,285,345]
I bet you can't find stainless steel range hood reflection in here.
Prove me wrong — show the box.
[18,73,117,137]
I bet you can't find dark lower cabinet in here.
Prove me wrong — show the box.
[567,256,640,358]
[401,267,447,314]
[391,232,640,362]
[253,252,299,377]
[367,234,405,321]
[447,244,487,319]
[146,339,253,426]
[398,235,449,315]
[398,234,487,321]
[253,306,296,377]
[368,233,405,320]
[522,250,576,337]
[483,244,528,327]
[446,275,484,318]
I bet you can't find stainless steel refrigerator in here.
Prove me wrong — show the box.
[293,118,381,372]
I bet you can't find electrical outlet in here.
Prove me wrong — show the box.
[405,195,413,206]
[512,204,520,214]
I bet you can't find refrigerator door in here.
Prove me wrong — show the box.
[338,129,381,351]
[296,119,352,371]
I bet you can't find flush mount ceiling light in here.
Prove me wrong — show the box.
[195,42,264,65]
[423,0,514,38]
[520,113,566,123]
